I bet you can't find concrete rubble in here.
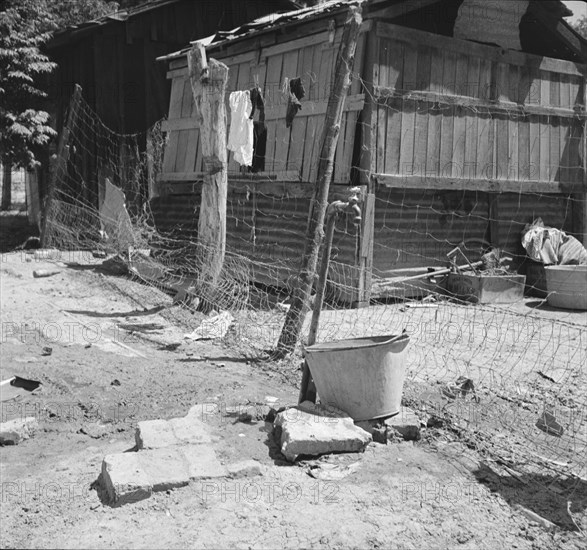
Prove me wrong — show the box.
[384,407,423,441]
[274,401,372,462]
[356,406,423,443]
[0,417,38,445]
[100,404,228,506]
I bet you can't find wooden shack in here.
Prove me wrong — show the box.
[45,0,299,135]
[155,0,587,304]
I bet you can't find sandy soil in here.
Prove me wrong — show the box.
[1,245,586,549]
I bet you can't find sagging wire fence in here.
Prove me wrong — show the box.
[42,71,586,503]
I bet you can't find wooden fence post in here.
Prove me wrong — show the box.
[188,45,229,304]
[276,6,363,357]
[40,84,83,247]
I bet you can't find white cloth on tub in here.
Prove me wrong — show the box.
[227,91,254,167]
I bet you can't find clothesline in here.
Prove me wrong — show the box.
[227,76,306,168]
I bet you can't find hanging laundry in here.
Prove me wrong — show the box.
[228,91,254,166]
[286,77,306,128]
[249,87,265,127]
[249,87,266,173]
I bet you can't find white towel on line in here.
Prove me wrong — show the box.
[227,91,254,167]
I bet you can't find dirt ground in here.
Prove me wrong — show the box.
[1,223,586,549]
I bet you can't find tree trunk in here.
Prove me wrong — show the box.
[275,6,363,357]
[1,163,12,211]
[188,45,229,308]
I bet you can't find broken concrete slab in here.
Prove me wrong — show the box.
[384,407,422,441]
[227,460,263,478]
[101,453,152,505]
[274,402,372,462]
[101,445,226,505]
[135,416,212,450]
[0,417,38,445]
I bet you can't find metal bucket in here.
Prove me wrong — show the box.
[545,265,587,310]
[304,334,410,422]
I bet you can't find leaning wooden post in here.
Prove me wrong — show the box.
[188,45,229,304]
[41,84,83,247]
[276,6,363,357]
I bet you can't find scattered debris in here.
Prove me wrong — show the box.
[41,346,53,356]
[0,417,38,445]
[0,376,42,402]
[158,343,181,351]
[442,377,478,401]
[404,302,439,310]
[100,255,129,276]
[184,311,234,340]
[13,356,39,364]
[79,424,109,439]
[274,401,372,462]
[33,269,61,278]
[567,501,587,536]
[536,408,564,437]
[383,407,423,441]
[537,371,556,384]
[307,460,362,480]
[514,504,557,531]
[226,460,263,478]
[118,322,165,333]
[224,405,254,423]
[354,419,387,444]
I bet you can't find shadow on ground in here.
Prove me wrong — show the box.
[473,463,587,531]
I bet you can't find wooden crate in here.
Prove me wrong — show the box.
[447,273,526,304]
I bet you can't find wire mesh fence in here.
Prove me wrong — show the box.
[43,83,586,502]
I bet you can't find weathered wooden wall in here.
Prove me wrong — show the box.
[362,21,586,291]
[157,15,586,301]
[368,21,586,190]
[160,23,370,184]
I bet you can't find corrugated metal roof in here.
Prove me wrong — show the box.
[159,0,365,61]
[48,0,302,47]
[158,0,583,63]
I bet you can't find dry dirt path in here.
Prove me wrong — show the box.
[0,251,584,549]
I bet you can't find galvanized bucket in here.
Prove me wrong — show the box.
[304,333,410,421]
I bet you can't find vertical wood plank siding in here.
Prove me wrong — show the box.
[372,23,586,187]
[161,26,366,184]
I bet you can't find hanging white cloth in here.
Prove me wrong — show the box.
[227,91,254,167]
